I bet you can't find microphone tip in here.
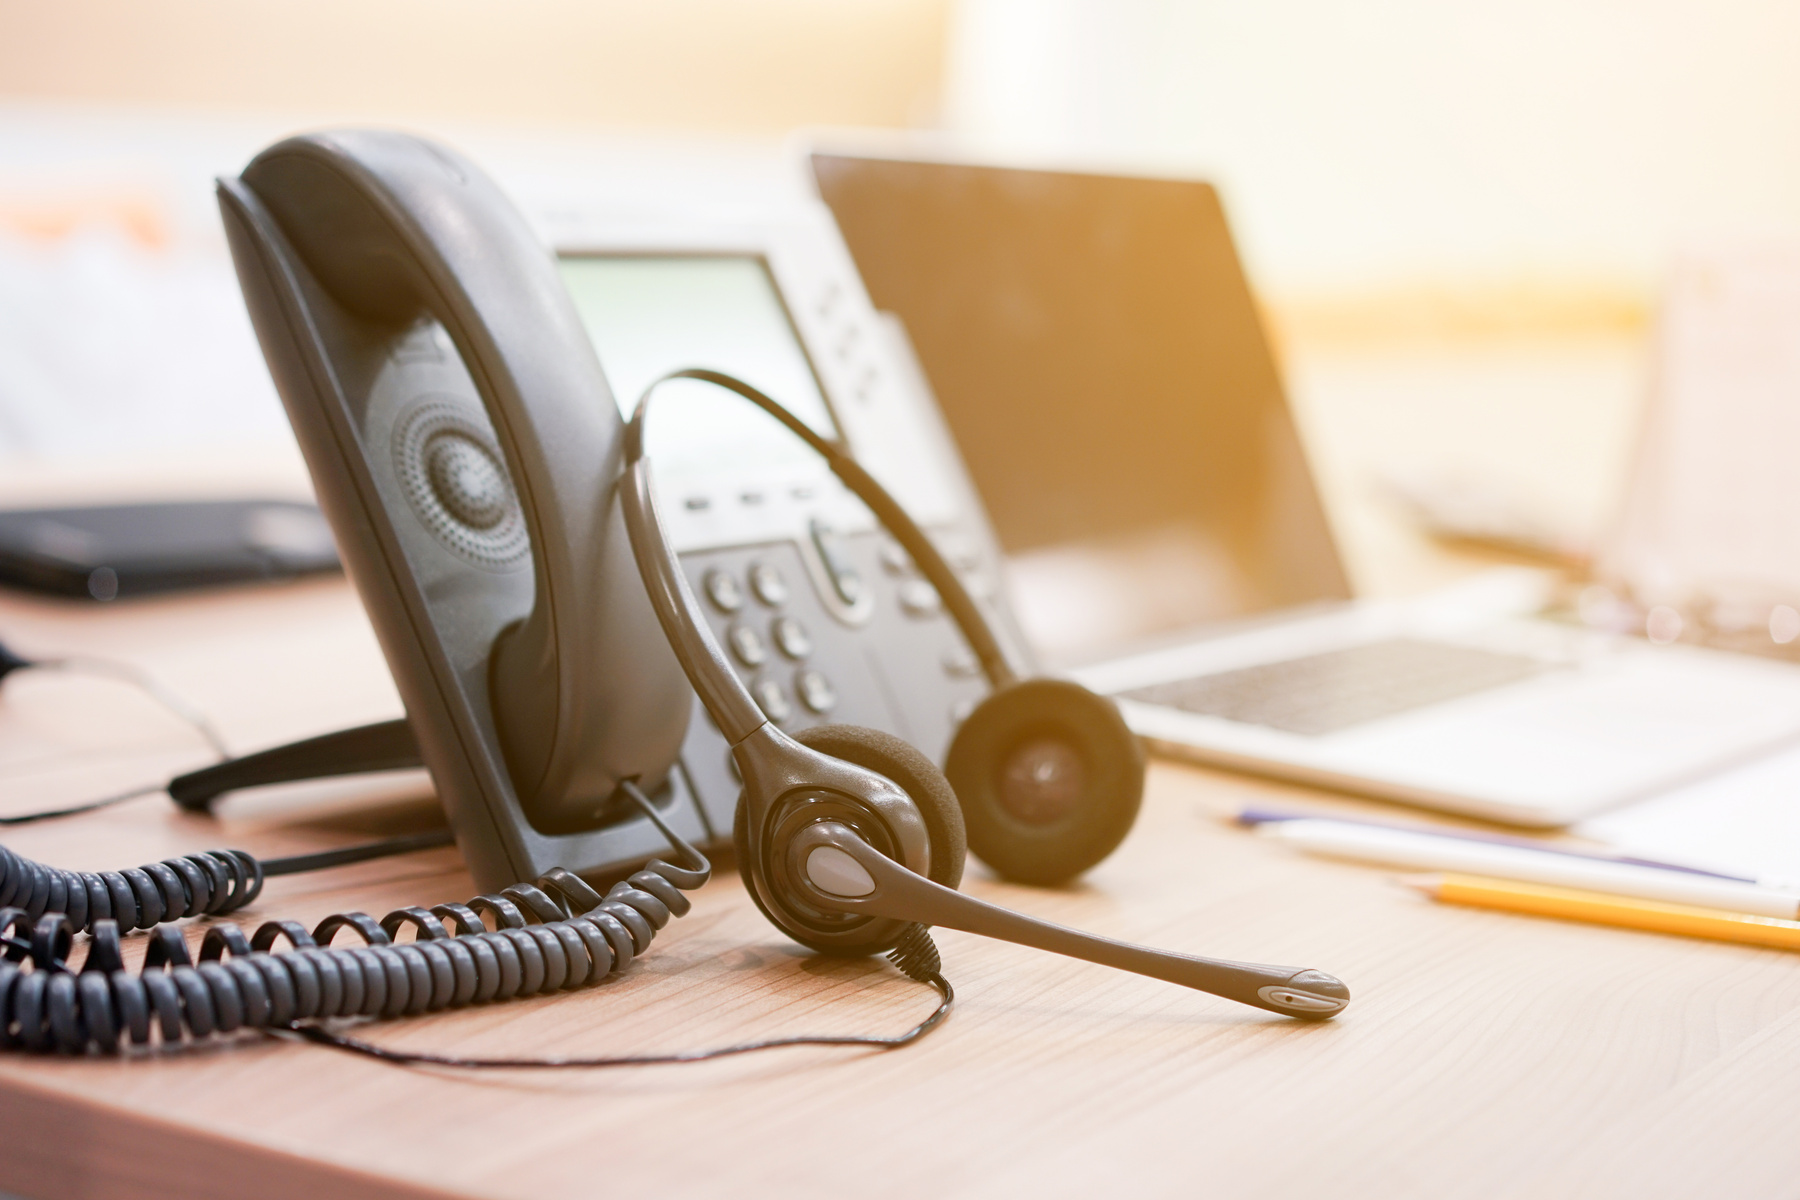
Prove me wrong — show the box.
[1287,969,1350,998]
[1258,969,1351,1019]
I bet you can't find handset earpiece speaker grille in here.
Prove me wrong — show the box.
[392,398,530,569]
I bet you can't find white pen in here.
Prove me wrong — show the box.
[1258,817,1800,919]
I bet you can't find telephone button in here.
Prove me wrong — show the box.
[727,623,767,667]
[772,616,812,660]
[942,648,981,678]
[832,569,865,607]
[754,679,793,724]
[809,519,865,607]
[963,571,997,600]
[936,533,983,572]
[878,540,914,576]
[796,669,837,714]
[898,579,942,618]
[704,569,744,613]
[749,562,789,607]
[834,325,860,362]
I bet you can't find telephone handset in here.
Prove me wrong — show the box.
[217,131,696,888]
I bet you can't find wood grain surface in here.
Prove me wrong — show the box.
[2,575,1798,1200]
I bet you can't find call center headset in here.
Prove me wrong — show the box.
[619,368,1351,1020]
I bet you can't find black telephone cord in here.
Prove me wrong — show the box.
[0,841,264,933]
[0,784,952,1064]
[0,828,457,933]
[262,829,456,875]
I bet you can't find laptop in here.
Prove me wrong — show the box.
[809,151,1800,827]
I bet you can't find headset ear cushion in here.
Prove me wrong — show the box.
[789,724,966,892]
[734,726,965,895]
[732,724,968,957]
[945,678,1145,886]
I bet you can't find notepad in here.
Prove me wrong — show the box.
[1577,741,1800,887]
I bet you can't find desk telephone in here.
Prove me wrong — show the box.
[0,132,1346,1063]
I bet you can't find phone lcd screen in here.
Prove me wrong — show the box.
[556,255,838,482]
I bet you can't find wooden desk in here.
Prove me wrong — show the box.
[2,572,1799,1200]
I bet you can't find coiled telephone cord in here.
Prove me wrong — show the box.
[0,828,457,932]
[0,784,952,1064]
[0,841,263,933]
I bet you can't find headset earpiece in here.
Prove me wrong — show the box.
[945,678,1145,886]
[734,723,966,957]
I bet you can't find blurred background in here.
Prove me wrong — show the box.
[1,0,1797,597]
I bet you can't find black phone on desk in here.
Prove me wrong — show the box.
[216,133,1021,892]
[0,500,338,600]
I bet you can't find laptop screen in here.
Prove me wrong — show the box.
[811,155,1350,664]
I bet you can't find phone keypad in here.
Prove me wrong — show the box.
[677,529,991,838]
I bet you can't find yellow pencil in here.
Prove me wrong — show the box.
[1400,872,1800,951]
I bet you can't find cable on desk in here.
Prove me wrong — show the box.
[295,923,952,1069]
[0,829,456,933]
[0,782,954,1063]
[0,636,231,827]
[0,782,167,827]
[0,639,231,760]
[261,829,455,875]
[32,656,231,759]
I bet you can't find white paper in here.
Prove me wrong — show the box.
[1576,740,1800,886]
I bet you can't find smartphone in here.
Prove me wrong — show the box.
[0,500,340,600]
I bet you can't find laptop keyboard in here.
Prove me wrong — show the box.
[1117,637,1551,736]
